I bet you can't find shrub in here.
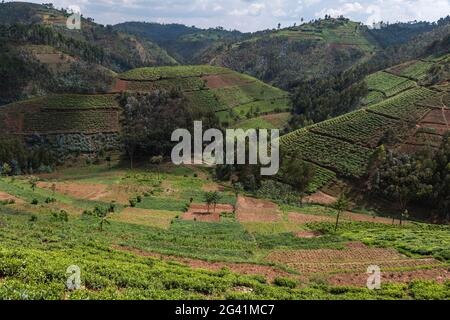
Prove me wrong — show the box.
[129,199,137,208]
[273,277,297,288]
[31,199,39,205]
[29,214,38,222]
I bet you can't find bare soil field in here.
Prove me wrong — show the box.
[38,182,111,201]
[236,196,282,222]
[288,212,334,224]
[203,74,253,89]
[304,191,337,205]
[0,191,24,204]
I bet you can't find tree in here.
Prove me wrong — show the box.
[282,159,315,207]
[150,155,164,180]
[211,192,222,214]
[204,192,216,214]
[1,163,11,177]
[332,193,351,231]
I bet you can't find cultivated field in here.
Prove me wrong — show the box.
[0,162,448,300]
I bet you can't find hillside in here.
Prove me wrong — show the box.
[0,94,121,155]
[205,18,379,88]
[280,53,450,189]
[115,65,292,128]
[114,22,244,64]
[0,2,177,104]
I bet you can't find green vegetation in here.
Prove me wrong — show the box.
[399,61,435,81]
[120,65,230,81]
[365,71,416,97]
[281,129,373,178]
[367,87,437,120]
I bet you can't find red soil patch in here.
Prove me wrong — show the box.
[328,268,450,287]
[421,109,449,125]
[182,203,234,222]
[288,212,333,224]
[0,192,23,204]
[112,79,128,92]
[236,196,282,222]
[305,192,336,205]
[202,74,253,89]
[419,123,449,135]
[112,245,291,281]
[37,182,111,201]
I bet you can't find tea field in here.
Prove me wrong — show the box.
[0,162,448,300]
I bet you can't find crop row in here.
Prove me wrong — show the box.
[365,72,416,97]
[367,87,437,121]
[119,65,230,81]
[24,110,120,133]
[399,61,434,81]
[281,129,372,178]
[309,110,400,147]
[361,91,385,106]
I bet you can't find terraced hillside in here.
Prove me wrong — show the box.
[0,94,121,154]
[115,65,292,128]
[281,53,450,186]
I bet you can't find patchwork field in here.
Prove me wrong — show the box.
[115,65,291,128]
[282,54,449,181]
[0,162,448,300]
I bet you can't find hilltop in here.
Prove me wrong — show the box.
[0,2,177,104]
[116,65,292,128]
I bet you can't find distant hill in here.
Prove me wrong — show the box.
[116,65,291,129]
[280,52,450,189]
[0,2,178,104]
[114,22,244,64]
[202,18,379,89]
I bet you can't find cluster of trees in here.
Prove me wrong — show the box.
[0,136,54,176]
[371,134,450,222]
[120,90,218,168]
[288,69,368,129]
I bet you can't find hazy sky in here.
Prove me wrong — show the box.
[15,0,450,32]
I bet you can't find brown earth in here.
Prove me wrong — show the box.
[202,74,253,89]
[236,196,282,222]
[305,191,337,205]
[288,212,334,224]
[0,191,24,204]
[37,182,111,201]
